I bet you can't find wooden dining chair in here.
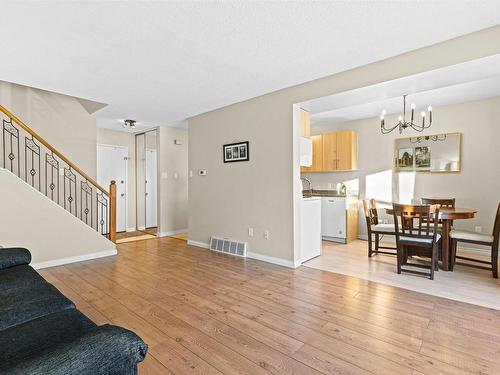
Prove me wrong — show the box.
[362,199,396,257]
[421,198,456,227]
[392,203,441,280]
[450,203,500,278]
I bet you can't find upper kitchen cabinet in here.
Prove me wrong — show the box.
[321,133,337,171]
[336,130,358,171]
[301,135,322,172]
[300,130,358,172]
[299,109,311,137]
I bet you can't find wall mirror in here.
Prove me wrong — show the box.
[394,132,461,173]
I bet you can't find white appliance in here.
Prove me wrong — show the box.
[321,197,347,242]
[300,197,322,262]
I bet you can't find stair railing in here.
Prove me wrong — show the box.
[0,104,116,242]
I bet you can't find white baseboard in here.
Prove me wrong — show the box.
[158,229,188,237]
[187,240,210,249]
[186,240,298,268]
[32,248,117,270]
[138,226,146,231]
[246,251,298,269]
[126,227,136,232]
[357,235,490,256]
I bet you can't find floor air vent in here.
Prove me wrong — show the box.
[210,236,247,257]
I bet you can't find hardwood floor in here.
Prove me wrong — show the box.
[38,237,500,374]
[305,240,500,310]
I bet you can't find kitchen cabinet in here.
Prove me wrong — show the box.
[336,131,358,171]
[321,196,358,243]
[321,133,337,171]
[299,137,312,167]
[300,131,357,172]
[300,109,311,137]
[301,135,323,172]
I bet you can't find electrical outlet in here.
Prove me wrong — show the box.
[475,226,482,233]
[248,227,254,237]
[264,230,269,240]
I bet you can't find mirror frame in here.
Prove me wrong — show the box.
[393,132,462,173]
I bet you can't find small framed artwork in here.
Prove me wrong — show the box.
[415,146,431,170]
[397,147,414,170]
[223,141,249,163]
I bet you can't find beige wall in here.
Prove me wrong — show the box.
[97,128,136,230]
[188,25,500,264]
[305,96,500,238]
[0,169,115,267]
[0,81,97,177]
[159,127,188,235]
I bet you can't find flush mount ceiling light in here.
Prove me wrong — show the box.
[380,95,432,134]
[122,119,137,129]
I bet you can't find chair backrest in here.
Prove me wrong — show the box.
[362,199,378,226]
[421,198,455,208]
[392,203,440,243]
[421,198,455,224]
[492,203,500,245]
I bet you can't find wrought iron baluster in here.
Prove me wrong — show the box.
[45,152,60,203]
[97,191,108,235]
[64,167,77,216]
[80,180,92,226]
[24,136,40,189]
[2,118,20,175]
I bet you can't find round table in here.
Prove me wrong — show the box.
[385,207,477,271]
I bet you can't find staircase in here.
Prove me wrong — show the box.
[0,104,116,242]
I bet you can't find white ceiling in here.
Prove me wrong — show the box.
[1,1,500,131]
[302,54,500,125]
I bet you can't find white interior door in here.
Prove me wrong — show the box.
[145,148,157,228]
[97,144,127,232]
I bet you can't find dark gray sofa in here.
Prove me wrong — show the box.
[0,247,147,375]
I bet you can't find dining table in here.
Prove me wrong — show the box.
[385,207,477,271]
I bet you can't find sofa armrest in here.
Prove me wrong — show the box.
[0,247,31,270]
[5,325,147,375]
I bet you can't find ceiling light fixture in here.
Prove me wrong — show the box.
[380,95,432,134]
[122,119,137,129]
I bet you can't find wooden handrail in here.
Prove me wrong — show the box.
[0,104,109,197]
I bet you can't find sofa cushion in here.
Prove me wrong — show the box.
[0,281,75,331]
[0,309,96,369]
[0,265,46,293]
[0,248,31,270]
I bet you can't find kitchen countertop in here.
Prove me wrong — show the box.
[302,189,347,198]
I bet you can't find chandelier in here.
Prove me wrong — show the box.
[380,95,432,134]
[122,119,137,129]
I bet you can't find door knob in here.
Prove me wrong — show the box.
[120,193,125,197]
[120,180,124,184]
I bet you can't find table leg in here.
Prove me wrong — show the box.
[441,219,451,271]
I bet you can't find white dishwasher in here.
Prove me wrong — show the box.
[321,197,347,243]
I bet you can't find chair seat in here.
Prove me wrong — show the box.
[400,233,441,245]
[371,224,396,233]
[450,229,493,243]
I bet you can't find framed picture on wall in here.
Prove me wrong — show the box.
[223,141,249,163]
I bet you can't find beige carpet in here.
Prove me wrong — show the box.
[116,234,156,243]
[303,240,500,310]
